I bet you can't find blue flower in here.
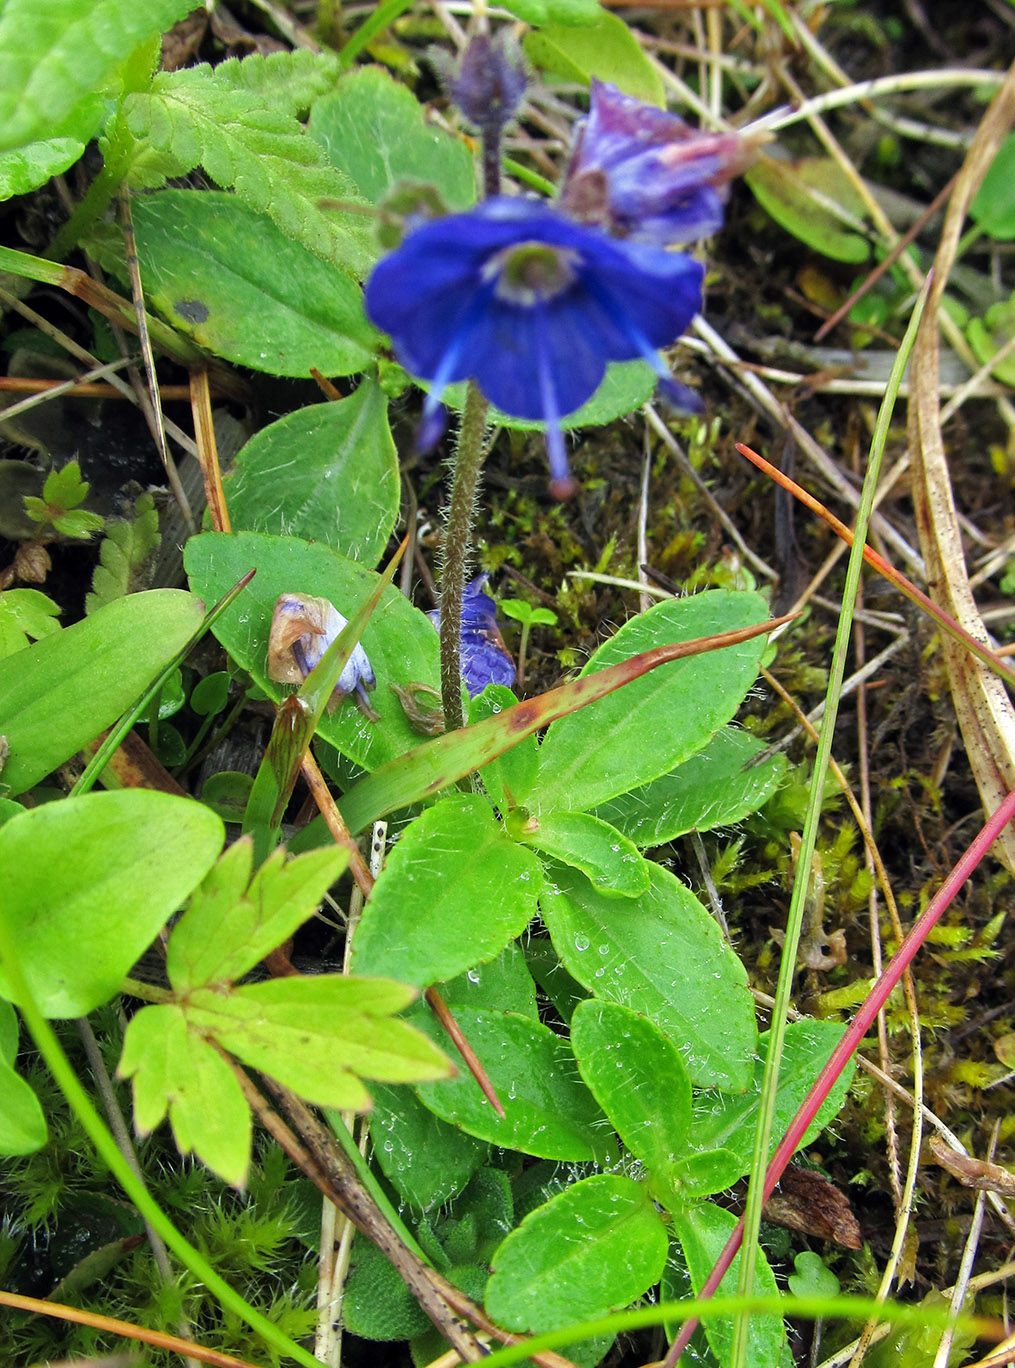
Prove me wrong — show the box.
[428,574,516,697]
[364,196,704,496]
[562,79,761,247]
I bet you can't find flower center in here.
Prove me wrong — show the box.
[484,241,579,305]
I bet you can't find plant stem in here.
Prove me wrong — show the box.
[439,380,488,732]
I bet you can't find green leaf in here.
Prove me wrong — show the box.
[118,1002,252,1187]
[0,588,205,796]
[688,1019,856,1174]
[0,136,85,202]
[746,158,871,263]
[596,727,787,847]
[132,190,376,377]
[541,862,756,1092]
[209,48,344,115]
[368,1082,490,1212]
[343,1235,431,1340]
[498,0,601,27]
[222,382,398,561]
[789,1250,840,1300]
[0,790,223,1017]
[529,590,770,814]
[0,588,61,660]
[185,976,452,1110]
[486,1174,668,1332]
[523,10,665,105]
[445,358,657,435]
[436,944,540,1022]
[966,293,1015,386]
[0,0,195,154]
[415,1007,608,1159]
[520,810,649,898]
[308,65,476,210]
[970,133,1015,239]
[86,493,161,614]
[121,66,374,275]
[570,999,691,1178]
[167,838,348,992]
[669,1203,787,1367]
[0,999,47,1155]
[351,793,542,989]
[52,508,105,540]
[470,685,539,812]
[183,531,441,773]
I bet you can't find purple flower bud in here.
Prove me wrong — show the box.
[447,31,527,136]
[428,574,516,697]
[561,79,764,247]
[267,593,379,721]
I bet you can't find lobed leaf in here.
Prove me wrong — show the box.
[167,838,348,992]
[350,793,543,989]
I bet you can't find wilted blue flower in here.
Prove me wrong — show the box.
[447,30,527,138]
[428,574,515,697]
[267,592,379,721]
[562,79,761,247]
[364,196,704,496]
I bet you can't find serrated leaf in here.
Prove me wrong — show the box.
[121,68,374,275]
[486,1174,667,1332]
[222,382,398,560]
[209,49,344,115]
[86,493,161,615]
[132,190,375,377]
[541,862,756,1092]
[415,1007,607,1160]
[597,726,787,847]
[0,0,194,154]
[521,810,649,897]
[0,791,223,1017]
[523,9,665,105]
[184,531,441,773]
[570,999,691,1177]
[688,1019,855,1173]
[308,65,476,210]
[0,136,85,202]
[118,1003,252,1187]
[167,839,348,992]
[530,591,770,814]
[185,976,452,1111]
[0,588,205,795]
[669,1202,787,1367]
[350,794,542,989]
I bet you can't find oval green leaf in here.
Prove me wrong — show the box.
[183,531,441,772]
[523,10,665,105]
[133,190,376,376]
[570,998,691,1176]
[222,381,398,563]
[486,1173,668,1332]
[529,590,770,814]
[597,726,787,847]
[351,793,543,989]
[541,862,756,1092]
[0,1000,46,1155]
[0,588,205,796]
[0,791,224,1017]
[308,66,476,209]
[746,157,871,263]
[521,810,649,897]
[414,1007,608,1160]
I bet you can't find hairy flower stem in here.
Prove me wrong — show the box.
[483,125,502,198]
[439,380,488,731]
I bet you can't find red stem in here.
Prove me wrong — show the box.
[666,784,1015,1364]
